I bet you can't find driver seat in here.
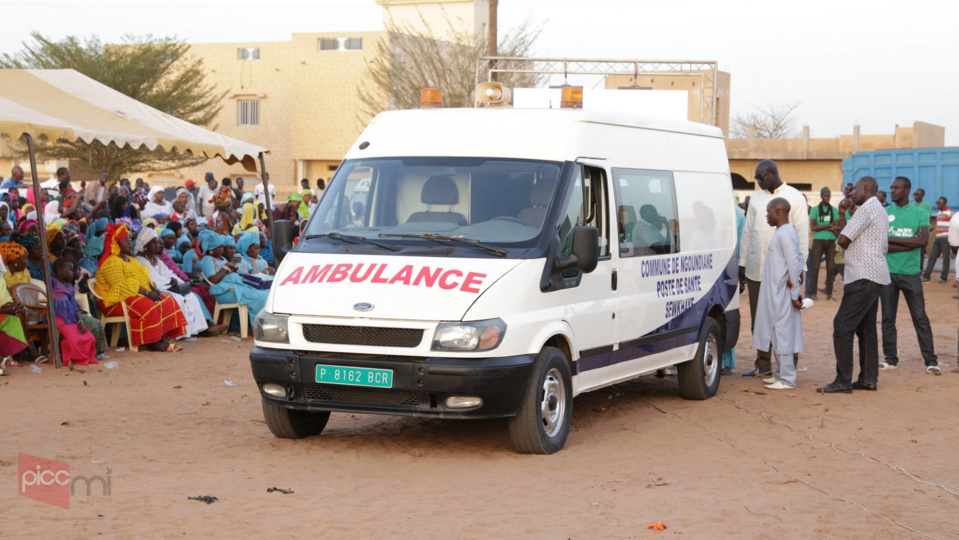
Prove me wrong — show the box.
[518,169,558,227]
[407,175,467,226]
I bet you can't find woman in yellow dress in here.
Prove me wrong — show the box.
[93,224,186,352]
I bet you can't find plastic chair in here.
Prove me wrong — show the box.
[87,278,138,352]
[204,275,248,338]
[9,283,49,354]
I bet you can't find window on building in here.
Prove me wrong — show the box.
[318,39,339,51]
[613,168,679,257]
[237,47,260,60]
[237,99,260,126]
[343,38,363,50]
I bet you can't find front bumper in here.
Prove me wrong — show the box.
[250,346,535,419]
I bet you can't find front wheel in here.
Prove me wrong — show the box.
[508,347,573,455]
[262,399,331,438]
[678,317,723,400]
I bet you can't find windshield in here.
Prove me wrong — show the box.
[306,157,563,251]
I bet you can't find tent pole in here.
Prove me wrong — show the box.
[257,152,277,259]
[23,134,62,369]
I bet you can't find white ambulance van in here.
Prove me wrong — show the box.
[251,106,740,454]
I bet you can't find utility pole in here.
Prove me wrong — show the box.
[488,0,498,81]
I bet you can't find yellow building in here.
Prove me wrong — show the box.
[149,0,489,195]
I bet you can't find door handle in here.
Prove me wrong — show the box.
[611,270,618,291]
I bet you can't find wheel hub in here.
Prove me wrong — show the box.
[540,368,567,438]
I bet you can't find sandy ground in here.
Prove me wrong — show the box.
[3,277,959,539]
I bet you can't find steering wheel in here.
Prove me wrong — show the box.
[490,216,527,225]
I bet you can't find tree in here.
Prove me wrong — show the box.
[1,32,225,178]
[730,102,801,139]
[358,11,542,119]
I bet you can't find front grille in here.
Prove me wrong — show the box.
[303,384,422,407]
[302,324,424,348]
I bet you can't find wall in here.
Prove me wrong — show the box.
[377,0,488,39]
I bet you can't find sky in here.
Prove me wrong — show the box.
[2,0,958,144]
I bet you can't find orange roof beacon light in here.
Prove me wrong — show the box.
[420,88,443,109]
[560,86,584,109]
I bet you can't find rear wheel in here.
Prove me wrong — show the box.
[678,318,722,400]
[262,399,331,438]
[508,347,573,455]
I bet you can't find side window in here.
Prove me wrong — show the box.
[324,167,375,230]
[559,165,609,257]
[614,168,679,258]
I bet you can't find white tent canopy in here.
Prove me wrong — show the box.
[0,68,266,170]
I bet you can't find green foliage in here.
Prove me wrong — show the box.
[359,12,542,119]
[1,32,225,177]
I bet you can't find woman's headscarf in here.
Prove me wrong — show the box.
[0,241,26,265]
[0,201,12,224]
[100,223,129,266]
[141,217,158,229]
[241,192,254,205]
[298,190,312,219]
[159,227,176,240]
[287,192,303,203]
[175,234,192,252]
[21,203,35,217]
[221,234,236,248]
[148,185,165,202]
[18,219,38,235]
[237,200,257,231]
[16,233,38,250]
[236,232,259,260]
[135,226,158,256]
[44,201,61,223]
[213,186,233,209]
[45,222,64,250]
[199,229,224,254]
[83,217,109,257]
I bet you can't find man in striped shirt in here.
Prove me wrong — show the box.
[922,195,953,283]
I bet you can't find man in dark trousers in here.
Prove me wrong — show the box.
[807,187,838,300]
[817,176,891,393]
[880,177,939,374]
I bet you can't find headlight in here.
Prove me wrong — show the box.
[431,318,506,352]
[254,312,289,343]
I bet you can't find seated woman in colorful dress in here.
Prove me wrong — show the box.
[0,242,32,289]
[197,230,268,327]
[16,234,47,281]
[236,232,274,275]
[93,224,186,352]
[50,258,98,366]
[0,275,31,370]
[46,222,66,262]
[134,227,225,338]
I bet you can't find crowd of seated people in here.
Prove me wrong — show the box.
[0,166,286,373]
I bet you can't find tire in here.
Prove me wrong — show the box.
[508,347,573,455]
[678,317,723,400]
[262,399,331,439]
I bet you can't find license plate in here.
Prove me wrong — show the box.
[315,365,393,388]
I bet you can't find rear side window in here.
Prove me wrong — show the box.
[613,169,679,257]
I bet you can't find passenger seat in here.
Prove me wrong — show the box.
[406,175,467,226]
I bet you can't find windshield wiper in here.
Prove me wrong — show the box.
[305,232,399,252]
[378,233,507,256]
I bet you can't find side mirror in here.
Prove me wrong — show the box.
[272,219,293,264]
[555,226,599,274]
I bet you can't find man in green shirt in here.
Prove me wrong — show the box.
[914,188,933,272]
[807,187,838,300]
[880,177,940,374]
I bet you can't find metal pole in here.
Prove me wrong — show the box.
[487,0,498,82]
[257,152,277,260]
[23,134,61,369]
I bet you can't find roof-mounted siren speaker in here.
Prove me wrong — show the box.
[475,82,512,107]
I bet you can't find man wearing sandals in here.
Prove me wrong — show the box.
[752,198,805,389]
[879,177,940,375]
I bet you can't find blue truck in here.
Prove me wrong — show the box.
[843,148,959,204]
